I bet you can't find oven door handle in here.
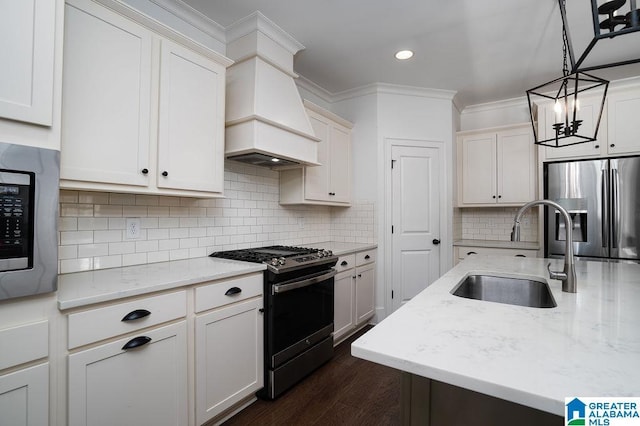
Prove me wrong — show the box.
[272,269,337,294]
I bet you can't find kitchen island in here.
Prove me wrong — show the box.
[351,255,640,424]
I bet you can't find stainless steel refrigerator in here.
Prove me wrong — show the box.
[544,156,640,262]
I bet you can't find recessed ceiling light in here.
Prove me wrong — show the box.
[271,158,280,162]
[395,50,414,60]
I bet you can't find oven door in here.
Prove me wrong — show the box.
[268,269,336,368]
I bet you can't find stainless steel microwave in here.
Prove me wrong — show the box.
[0,142,59,300]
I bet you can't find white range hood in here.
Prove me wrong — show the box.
[224,12,320,167]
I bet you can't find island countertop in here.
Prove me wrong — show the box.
[351,255,640,416]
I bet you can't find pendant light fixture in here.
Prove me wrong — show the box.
[527,0,609,148]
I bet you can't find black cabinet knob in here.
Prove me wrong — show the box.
[340,261,348,266]
[498,195,502,199]
[595,145,600,149]
[162,171,168,177]
[329,192,336,196]
[141,168,149,175]
[492,195,496,199]
[610,144,615,148]
[432,239,441,245]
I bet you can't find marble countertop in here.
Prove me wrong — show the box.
[310,241,377,256]
[454,239,540,250]
[351,255,640,416]
[57,257,266,310]
[57,241,375,310]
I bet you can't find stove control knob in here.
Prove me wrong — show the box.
[270,258,279,266]
[278,257,286,265]
[317,251,324,258]
[324,250,333,257]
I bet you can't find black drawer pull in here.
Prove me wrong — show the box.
[121,309,151,322]
[364,255,370,260]
[225,287,242,296]
[467,251,477,255]
[340,261,348,266]
[122,336,151,350]
[515,254,526,257]
[358,273,362,278]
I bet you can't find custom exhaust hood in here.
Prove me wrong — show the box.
[224,12,320,167]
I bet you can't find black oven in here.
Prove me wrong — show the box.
[266,267,335,398]
[210,245,337,399]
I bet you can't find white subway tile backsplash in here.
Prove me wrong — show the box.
[57,162,377,273]
[459,207,538,242]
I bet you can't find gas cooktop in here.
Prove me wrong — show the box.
[209,245,336,273]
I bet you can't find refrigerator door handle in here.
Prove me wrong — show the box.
[602,168,609,248]
[611,168,619,249]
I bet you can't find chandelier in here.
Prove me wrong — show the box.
[527,0,639,148]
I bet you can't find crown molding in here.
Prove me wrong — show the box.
[226,11,305,55]
[331,82,457,103]
[460,96,529,115]
[295,75,335,104]
[148,0,226,42]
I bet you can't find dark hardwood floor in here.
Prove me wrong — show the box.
[222,326,401,426]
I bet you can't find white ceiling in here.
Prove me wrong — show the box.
[180,0,640,108]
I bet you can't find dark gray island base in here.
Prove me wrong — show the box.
[402,373,563,426]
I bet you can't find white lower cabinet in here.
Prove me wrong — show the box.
[0,363,49,426]
[0,320,49,426]
[67,321,188,426]
[194,274,263,425]
[333,249,376,345]
[455,246,539,265]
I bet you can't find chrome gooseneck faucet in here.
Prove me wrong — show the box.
[511,200,577,293]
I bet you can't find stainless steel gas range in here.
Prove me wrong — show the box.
[210,245,338,399]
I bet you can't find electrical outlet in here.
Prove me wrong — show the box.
[126,218,141,240]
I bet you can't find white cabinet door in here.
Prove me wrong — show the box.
[157,40,225,194]
[195,297,263,425]
[497,128,535,204]
[333,270,355,343]
[0,363,48,426]
[304,111,331,201]
[61,0,152,187]
[355,263,375,325]
[0,0,56,126]
[542,96,606,160]
[607,88,640,155]
[68,321,188,426]
[328,124,351,203]
[461,133,496,204]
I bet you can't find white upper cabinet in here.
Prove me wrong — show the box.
[457,124,536,207]
[0,0,63,150]
[0,0,56,126]
[540,95,606,161]
[60,0,231,197]
[606,87,640,156]
[538,85,640,161]
[279,101,352,206]
[156,40,225,194]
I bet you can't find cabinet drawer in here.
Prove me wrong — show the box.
[356,249,376,266]
[68,291,187,349]
[195,273,263,313]
[0,321,48,370]
[335,254,355,273]
[456,246,539,260]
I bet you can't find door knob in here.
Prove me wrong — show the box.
[432,239,441,245]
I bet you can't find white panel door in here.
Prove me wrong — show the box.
[497,128,535,204]
[0,0,55,125]
[157,40,225,193]
[461,133,496,204]
[61,0,152,186]
[391,145,442,312]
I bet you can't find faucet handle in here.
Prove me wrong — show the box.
[547,262,567,281]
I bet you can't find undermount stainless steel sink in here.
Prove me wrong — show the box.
[451,275,557,308]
